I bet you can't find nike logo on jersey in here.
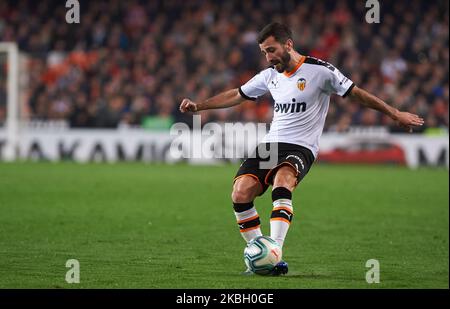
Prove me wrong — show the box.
[274,102,306,113]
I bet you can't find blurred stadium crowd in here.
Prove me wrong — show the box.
[0,0,448,132]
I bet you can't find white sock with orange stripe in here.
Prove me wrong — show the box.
[270,187,293,249]
[233,202,262,244]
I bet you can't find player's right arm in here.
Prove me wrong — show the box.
[180,69,271,113]
[179,88,246,113]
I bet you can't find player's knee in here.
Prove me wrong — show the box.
[273,166,297,191]
[231,177,259,203]
[231,189,253,203]
[231,186,256,203]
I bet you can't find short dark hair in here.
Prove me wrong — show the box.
[257,22,293,44]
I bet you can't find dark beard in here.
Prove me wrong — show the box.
[273,51,291,73]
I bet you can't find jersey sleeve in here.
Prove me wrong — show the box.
[239,69,271,100]
[323,66,355,98]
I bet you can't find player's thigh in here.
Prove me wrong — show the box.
[272,165,298,191]
[232,175,263,202]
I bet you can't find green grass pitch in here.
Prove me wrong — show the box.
[0,162,448,288]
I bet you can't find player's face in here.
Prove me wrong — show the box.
[259,36,292,73]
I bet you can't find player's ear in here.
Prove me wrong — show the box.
[284,39,294,51]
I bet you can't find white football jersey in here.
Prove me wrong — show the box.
[239,56,354,158]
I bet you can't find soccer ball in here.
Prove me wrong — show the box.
[244,236,282,275]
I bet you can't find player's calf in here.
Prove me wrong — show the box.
[233,201,262,244]
[270,186,294,249]
[232,176,263,244]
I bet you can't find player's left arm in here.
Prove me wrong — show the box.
[347,86,425,132]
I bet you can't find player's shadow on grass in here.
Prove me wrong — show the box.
[270,272,332,279]
[237,272,331,279]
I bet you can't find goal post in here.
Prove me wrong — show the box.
[0,42,19,161]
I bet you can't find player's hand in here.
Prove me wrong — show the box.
[393,111,425,133]
[179,98,198,113]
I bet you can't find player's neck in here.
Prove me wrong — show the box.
[285,52,304,73]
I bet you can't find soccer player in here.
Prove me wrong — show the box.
[179,22,424,275]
